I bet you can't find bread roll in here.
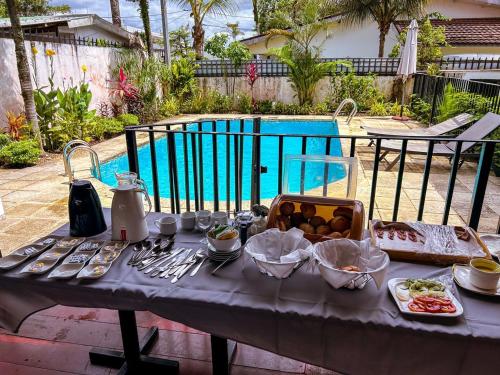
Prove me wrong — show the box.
[299,223,315,234]
[300,203,316,219]
[310,216,326,228]
[279,201,295,216]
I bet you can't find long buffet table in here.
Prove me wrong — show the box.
[1,211,499,374]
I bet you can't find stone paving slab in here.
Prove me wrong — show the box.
[0,115,499,256]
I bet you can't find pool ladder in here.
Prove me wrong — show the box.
[63,140,102,183]
[332,98,358,127]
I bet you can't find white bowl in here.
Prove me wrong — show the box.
[207,231,239,251]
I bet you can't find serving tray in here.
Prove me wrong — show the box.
[370,220,491,266]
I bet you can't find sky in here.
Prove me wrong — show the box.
[49,0,257,39]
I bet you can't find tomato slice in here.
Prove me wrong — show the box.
[424,303,442,313]
[408,302,426,312]
[414,296,436,304]
[440,304,456,313]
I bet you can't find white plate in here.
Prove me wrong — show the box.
[0,254,29,270]
[388,278,463,318]
[48,263,85,279]
[452,264,500,297]
[480,234,500,258]
[76,263,112,279]
[19,259,59,275]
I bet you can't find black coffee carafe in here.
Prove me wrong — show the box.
[68,180,107,237]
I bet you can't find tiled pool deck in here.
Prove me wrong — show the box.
[1,115,498,256]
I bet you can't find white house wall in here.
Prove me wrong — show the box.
[428,0,500,18]
[0,38,119,130]
[74,25,128,43]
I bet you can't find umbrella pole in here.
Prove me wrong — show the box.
[400,80,406,117]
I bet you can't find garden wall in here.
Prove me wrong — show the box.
[196,76,398,104]
[0,38,119,130]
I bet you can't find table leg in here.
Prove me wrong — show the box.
[89,310,179,374]
[211,335,237,375]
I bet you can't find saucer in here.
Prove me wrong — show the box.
[452,264,500,297]
[208,239,242,254]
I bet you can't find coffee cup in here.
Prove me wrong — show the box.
[180,211,196,231]
[155,216,177,236]
[469,258,500,290]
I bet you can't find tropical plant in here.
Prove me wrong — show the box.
[410,95,432,123]
[5,0,42,149]
[170,25,193,58]
[436,83,490,123]
[390,15,447,70]
[267,0,349,105]
[338,0,427,57]
[6,111,27,141]
[246,62,259,108]
[0,139,41,167]
[226,22,242,40]
[368,101,389,116]
[109,0,121,27]
[160,97,180,117]
[167,57,198,101]
[0,0,70,17]
[172,0,237,59]
[127,0,153,55]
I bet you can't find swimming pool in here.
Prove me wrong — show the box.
[99,119,344,200]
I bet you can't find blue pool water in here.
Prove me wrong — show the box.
[100,119,344,200]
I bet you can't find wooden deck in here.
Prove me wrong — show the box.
[0,306,339,374]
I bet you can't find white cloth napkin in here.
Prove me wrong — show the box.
[313,239,389,289]
[245,228,312,278]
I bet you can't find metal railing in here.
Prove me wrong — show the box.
[0,30,123,48]
[412,73,500,124]
[124,118,499,233]
[187,57,500,78]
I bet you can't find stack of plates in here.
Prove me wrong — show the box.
[208,239,242,262]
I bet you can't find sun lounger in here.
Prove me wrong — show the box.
[378,112,500,170]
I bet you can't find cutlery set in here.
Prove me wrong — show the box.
[128,236,208,283]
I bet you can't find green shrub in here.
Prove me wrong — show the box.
[160,97,180,118]
[410,96,432,123]
[116,113,139,126]
[0,133,11,149]
[387,101,411,117]
[437,83,490,123]
[311,102,329,115]
[234,94,252,114]
[0,140,41,167]
[327,72,385,112]
[92,118,125,140]
[368,101,388,116]
[255,100,273,114]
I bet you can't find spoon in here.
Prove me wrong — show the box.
[190,253,208,277]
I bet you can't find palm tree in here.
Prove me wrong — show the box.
[110,0,122,27]
[127,0,153,56]
[252,0,259,31]
[172,0,237,60]
[338,0,428,57]
[266,0,349,105]
[5,0,43,149]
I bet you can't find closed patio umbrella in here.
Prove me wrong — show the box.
[393,19,418,121]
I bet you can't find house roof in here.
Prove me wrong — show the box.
[393,18,500,46]
[0,14,131,41]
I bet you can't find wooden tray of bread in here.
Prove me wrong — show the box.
[267,194,365,242]
[369,220,491,265]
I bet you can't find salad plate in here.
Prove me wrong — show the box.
[452,264,500,297]
[76,262,112,279]
[388,278,463,317]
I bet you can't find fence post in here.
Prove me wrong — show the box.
[468,142,495,230]
[429,76,440,125]
[125,129,139,175]
[250,117,262,207]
